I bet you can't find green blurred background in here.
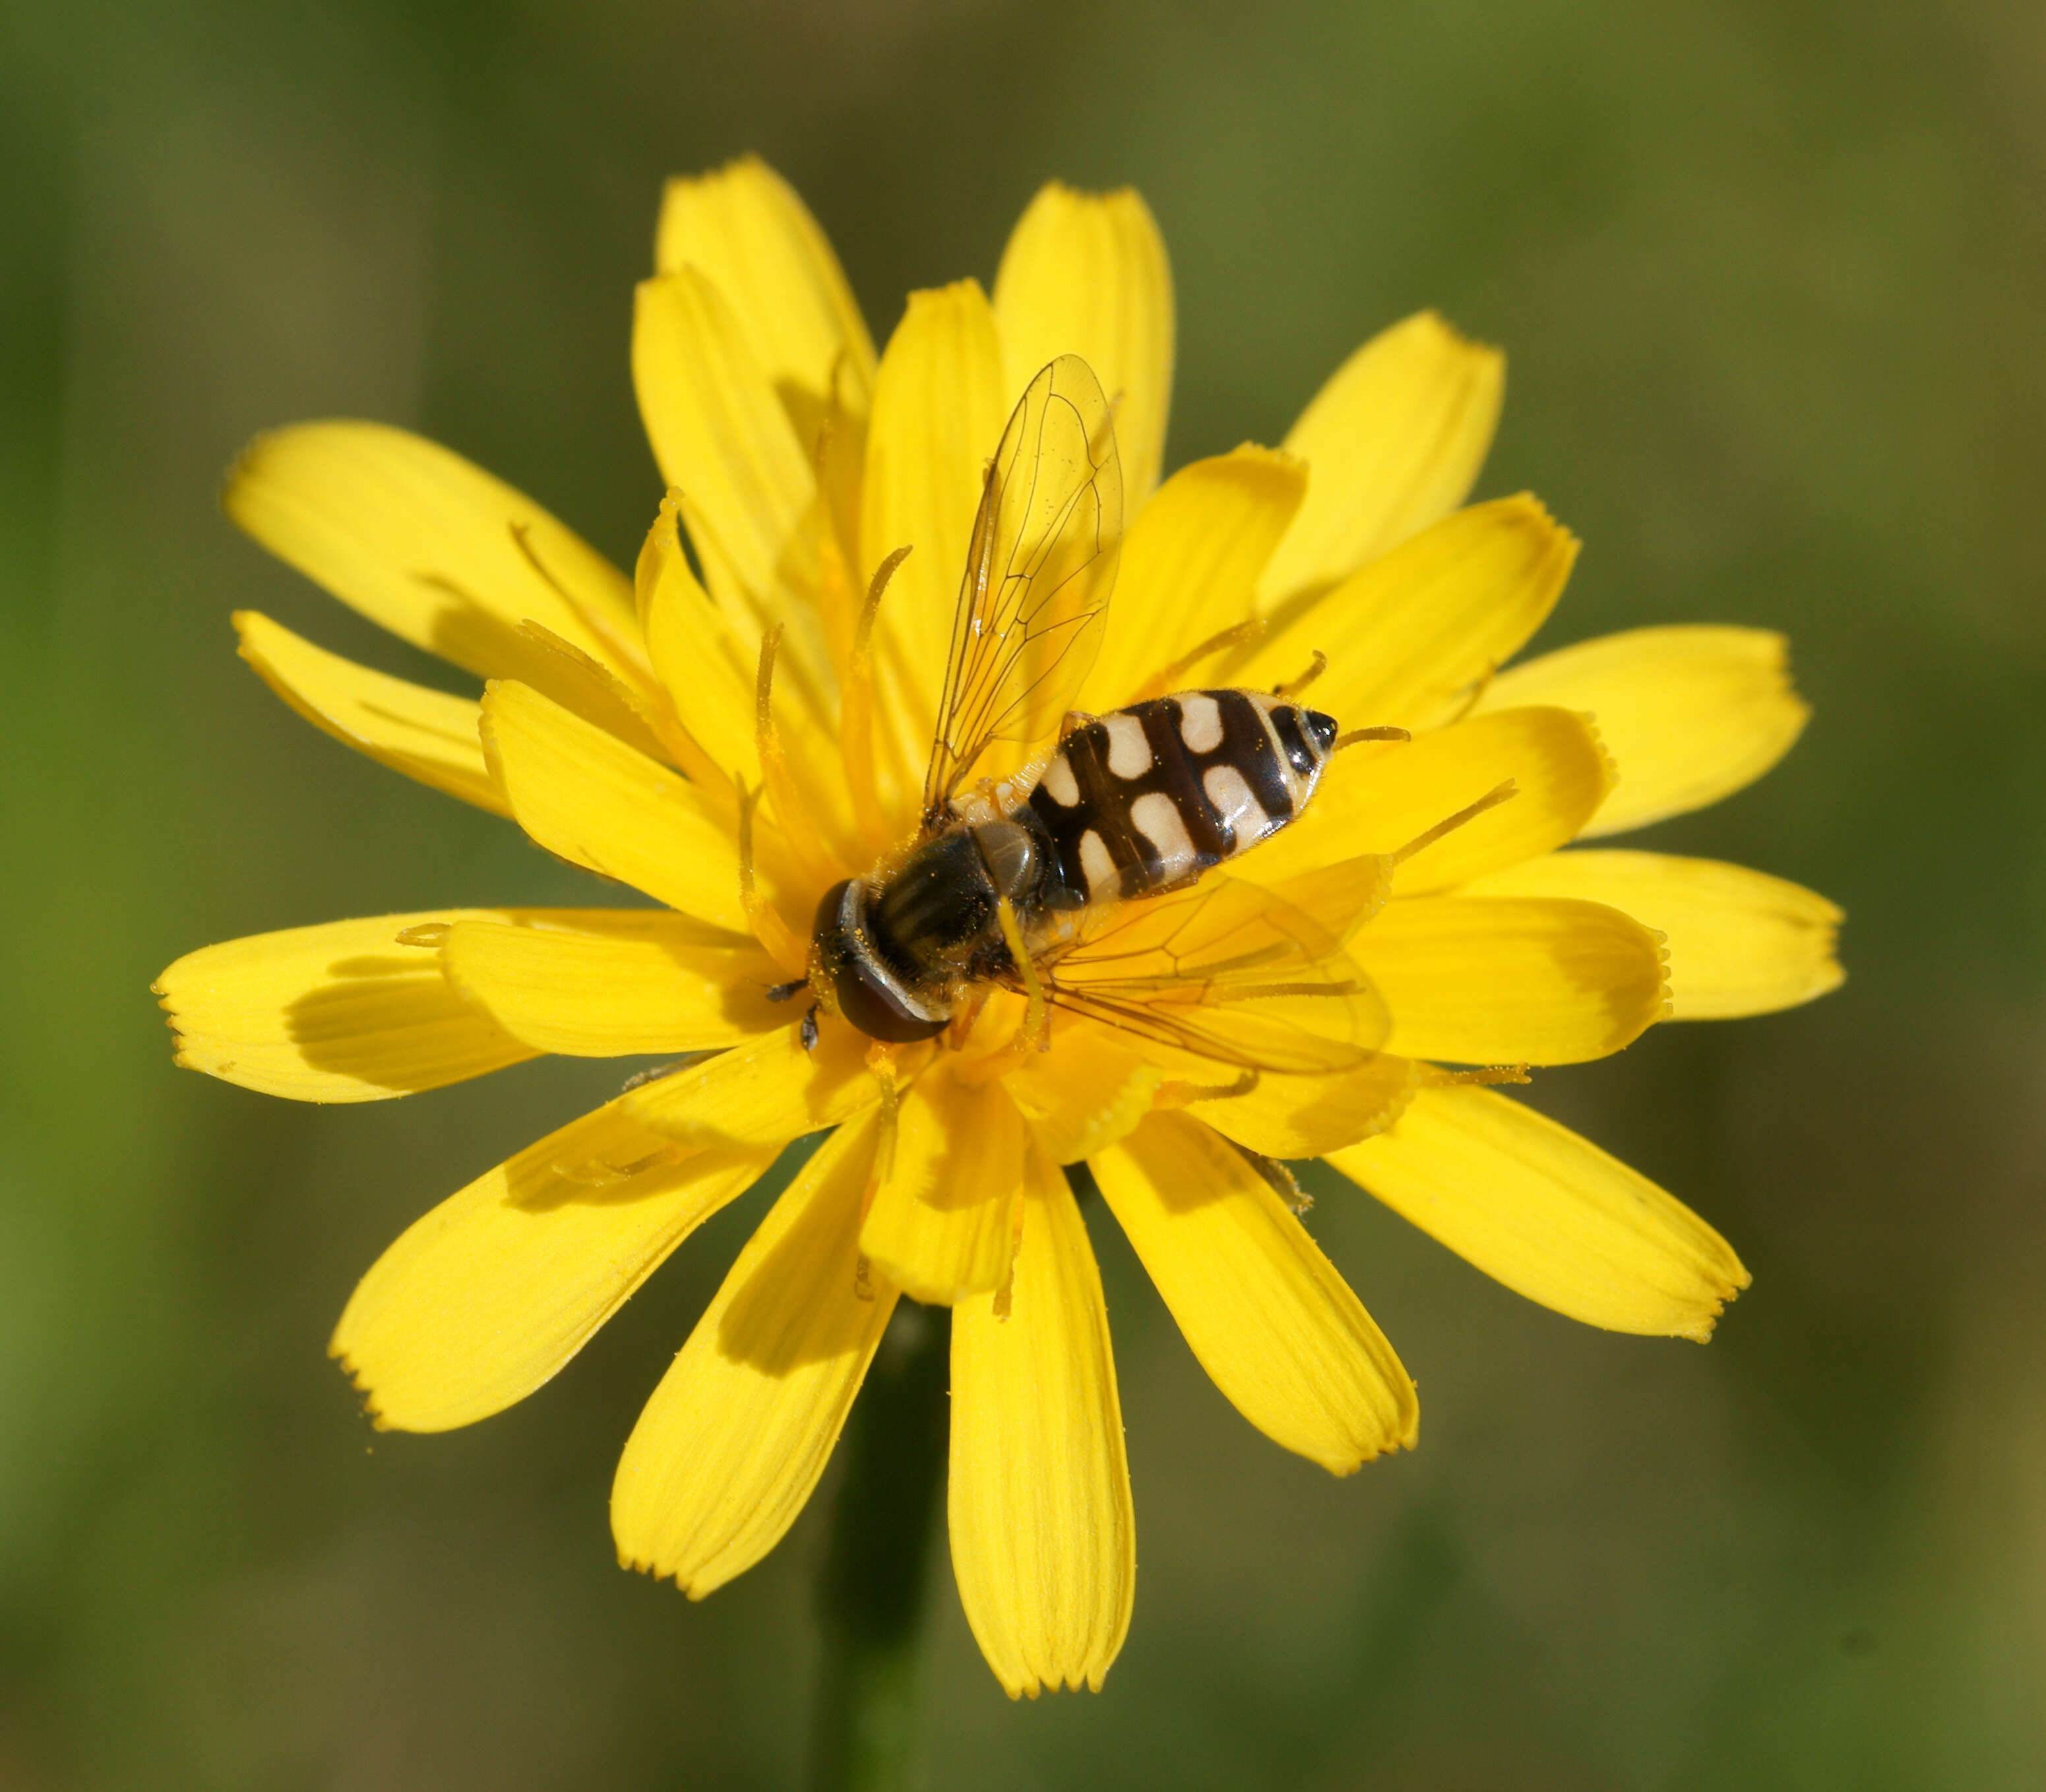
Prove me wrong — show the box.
[4,0,2042,1785]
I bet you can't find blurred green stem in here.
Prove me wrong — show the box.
[809,1297,950,1792]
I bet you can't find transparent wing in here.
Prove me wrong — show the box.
[921,355,1122,826]
[1036,876,1391,1075]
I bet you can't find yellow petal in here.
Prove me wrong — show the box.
[635,497,856,879]
[156,912,537,1102]
[1242,495,1575,733]
[1327,1086,1748,1339]
[1356,896,1669,1065]
[233,611,505,815]
[1257,311,1504,604]
[950,1145,1134,1697]
[1479,626,1809,835]
[1006,1020,1165,1165]
[859,1068,1024,1306]
[479,680,747,931]
[1189,1052,1418,1159]
[993,182,1174,505]
[613,1114,896,1597]
[441,911,782,1055]
[224,421,644,687]
[503,617,676,770]
[1093,1113,1416,1473]
[653,154,877,421]
[638,494,761,790]
[1241,706,1614,895]
[859,281,1007,824]
[632,266,821,644]
[1463,850,1844,1020]
[1261,850,1396,944]
[623,1021,881,1150]
[332,1107,774,1431]
[1082,447,1305,711]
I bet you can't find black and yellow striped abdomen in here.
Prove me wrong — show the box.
[1025,689,1339,906]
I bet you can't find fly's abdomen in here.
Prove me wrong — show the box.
[1024,689,1340,905]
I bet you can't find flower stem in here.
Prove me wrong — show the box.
[809,1297,950,1792]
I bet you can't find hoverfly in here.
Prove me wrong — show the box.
[798,354,1390,1076]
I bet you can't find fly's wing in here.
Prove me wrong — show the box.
[921,355,1122,827]
[1038,875,1392,1075]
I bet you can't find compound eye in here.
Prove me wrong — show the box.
[834,958,948,1043]
[1304,709,1339,753]
[1269,703,1319,774]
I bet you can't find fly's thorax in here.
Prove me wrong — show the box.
[1025,689,1340,905]
[867,828,998,966]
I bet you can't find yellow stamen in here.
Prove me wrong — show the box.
[1155,1069,1258,1106]
[991,1194,1026,1321]
[1443,663,1498,727]
[618,1053,716,1093]
[810,356,867,671]
[625,495,743,803]
[1391,778,1519,866]
[1229,1141,1311,1213]
[755,625,838,892]
[1334,725,1411,751]
[1273,650,1327,699]
[1132,617,1268,700]
[417,557,719,793]
[841,545,914,852]
[513,615,726,804]
[735,778,806,976]
[954,995,1047,1087]
[1417,1062,1532,1087]
[1211,979,1361,1003]
[507,520,660,695]
[945,989,992,1054]
[865,1044,902,1204]
[550,1143,685,1187]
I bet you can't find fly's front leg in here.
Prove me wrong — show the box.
[765,974,820,1051]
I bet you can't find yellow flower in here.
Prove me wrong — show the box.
[156,157,1841,1698]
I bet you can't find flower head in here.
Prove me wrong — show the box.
[157,158,1840,1697]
